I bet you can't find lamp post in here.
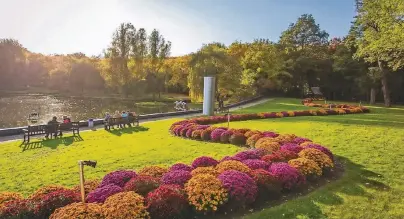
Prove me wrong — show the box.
[78,160,97,203]
[225,108,231,128]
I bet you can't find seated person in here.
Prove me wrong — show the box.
[45,116,59,138]
[62,115,71,124]
[120,111,128,128]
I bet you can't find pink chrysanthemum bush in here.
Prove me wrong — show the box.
[269,163,306,190]
[280,143,304,153]
[124,175,161,196]
[99,170,137,188]
[146,185,190,219]
[220,130,234,143]
[185,174,228,212]
[169,163,193,172]
[218,170,258,208]
[210,128,226,142]
[250,169,282,196]
[242,159,270,170]
[191,156,219,168]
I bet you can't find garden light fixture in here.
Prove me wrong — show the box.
[78,160,97,203]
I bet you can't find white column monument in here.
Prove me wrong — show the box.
[203,76,216,116]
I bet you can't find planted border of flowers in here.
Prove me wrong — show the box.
[0,101,366,219]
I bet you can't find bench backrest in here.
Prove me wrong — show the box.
[28,125,47,133]
[59,122,73,130]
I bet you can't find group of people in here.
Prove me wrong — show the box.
[44,115,72,138]
[104,110,136,128]
[174,100,188,111]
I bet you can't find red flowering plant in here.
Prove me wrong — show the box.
[169,163,193,172]
[0,192,23,208]
[218,170,258,208]
[242,159,270,170]
[29,185,68,201]
[161,170,192,187]
[191,156,219,168]
[124,175,161,196]
[146,184,190,219]
[250,169,282,197]
[33,189,80,218]
[0,199,36,219]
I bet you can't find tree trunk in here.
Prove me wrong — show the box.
[370,87,376,105]
[378,59,391,107]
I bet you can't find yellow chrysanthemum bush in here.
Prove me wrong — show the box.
[288,158,322,179]
[0,192,23,207]
[73,179,100,196]
[254,137,281,153]
[298,148,334,170]
[102,191,149,219]
[191,166,219,176]
[138,166,168,178]
[274,134,296,145]
[246,133,264,147]
[275,112,284,118]
[185,174,228,212]
[244,130,261,138]
[216,160,251,175]
[287,111,295,117]
[49,202,104,219]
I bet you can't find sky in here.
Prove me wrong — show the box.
[0,0,357,56]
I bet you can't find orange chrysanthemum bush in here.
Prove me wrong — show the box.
[49,202,104,219]
[261,149,298,164]
[191,167,219,176]
[102,191,149,219]
[73,179,100,196]
[138,166,168,178]
[275,112,284,118]
[0,192,23,207]
[191,129,203,139]
[29,185,68,201]
[287,111,295,117]
[244,130,261,138]
[298,148,334,170]
[185,174,228,212]
[274,134,296,145]
[246,134,264,147]
[255,137,281,153]
[216,160,251,175]
[288,158,322,179]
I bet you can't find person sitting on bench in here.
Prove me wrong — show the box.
[62,115,71,124]
[45,116,59,138]
[121,111,129,128]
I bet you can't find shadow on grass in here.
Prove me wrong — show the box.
[205,156,390,219]
[106,126,149,136]
[20,135,84,151]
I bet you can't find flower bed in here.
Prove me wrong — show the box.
[0,100,359,218]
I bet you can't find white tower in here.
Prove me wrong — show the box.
[203,76,216,116]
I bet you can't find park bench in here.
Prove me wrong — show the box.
[104,116,139,130]
[23,122,80,143]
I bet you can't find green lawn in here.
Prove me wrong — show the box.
[0,98,403,219]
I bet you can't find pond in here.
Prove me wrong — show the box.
[0,94,201,128]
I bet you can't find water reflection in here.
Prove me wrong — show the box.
[0,94,200,128]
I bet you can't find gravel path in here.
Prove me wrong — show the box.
[0,98,272,143]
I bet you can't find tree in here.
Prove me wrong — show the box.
[353,0,404,106]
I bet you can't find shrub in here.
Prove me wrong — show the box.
[210,129,226,142]
[87,184,123,203]
[262,131,279,138]
[0,199,34,219]
[300,141,313,147]
[185,174,228,212]
[73,179,100,196]
[191,130,203,139]
[146,185,189,219]
[0,192,23,207]
[220,156,243,162]
[302,144,334,161]
[269,163,306,190]
[242,159,270,170]
[246,134,264,147]
[100,170,137,188]
[123,175,160,196]
[29,185,68,201]
[161,170,192,187]
[262,149,298,164]
[33,189,80,218]
[280,143,304,153]
[274,134,297,144]
[234,128,250,134]
[293,137,311,145]
[255,141,281,154]
[250,169,282,195]
[180,127,189,137]
[185,128,194,138]
[233,149,263,160]
[244,130,261,138]
[191,156,219,168]
[169,163,193,172]
[49,202,104,219]
[220,130,233,143]
[138,166,168,178]
[201,130,212,141]
[216,160,251,174]
[102,191,149,219]
[298,148,334,169]
[255,137,278,148]
[218,170,257,207]
[288,158,322,177]
[190,167,218,176]
[229,133,247,145]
